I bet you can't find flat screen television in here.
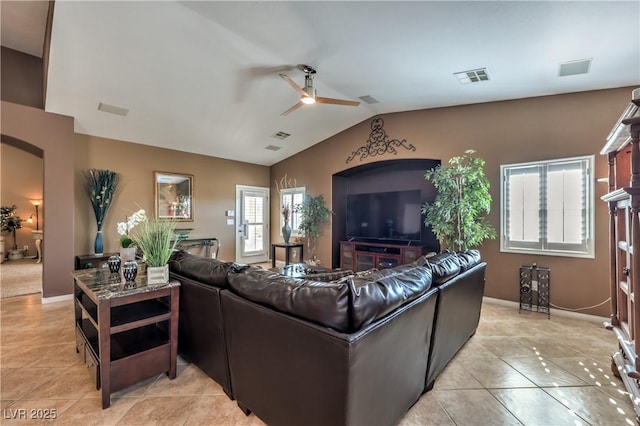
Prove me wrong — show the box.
[345,189,436,246]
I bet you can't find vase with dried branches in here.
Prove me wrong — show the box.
[85,169,120,255]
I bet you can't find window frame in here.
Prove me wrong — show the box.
[500,155,595,259]
[280,186,306,236]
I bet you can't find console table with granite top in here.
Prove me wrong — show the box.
[72,268,180,408]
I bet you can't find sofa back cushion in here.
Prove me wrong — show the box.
[427,252,461,285]
[456,249,481,272]
[228,267,351,332]
[348,265,433,330]
[169,250,233,289]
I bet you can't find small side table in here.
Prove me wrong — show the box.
[271,242,304,267]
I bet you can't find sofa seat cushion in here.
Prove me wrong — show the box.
[169,250,234,289]
[228,267,350,332]
[349,265,433,330]
[427,252,461,285]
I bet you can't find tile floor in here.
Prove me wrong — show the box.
[0,294,636,425]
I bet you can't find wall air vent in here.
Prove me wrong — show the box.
[272,131,291,140]
[453,68,490,84]
[558,59,592,77]
[358,95,380,104]
[265,145,282,151]
[97,102,129,116]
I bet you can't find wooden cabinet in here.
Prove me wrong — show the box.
[602,87,640,419]
[73,268,180,408]
[340,241,427,272]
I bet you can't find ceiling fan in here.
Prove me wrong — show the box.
[279,65,360,116]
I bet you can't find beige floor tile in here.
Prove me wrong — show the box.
[475,336,537,358]
[143,364,225,396]
[109,374,162,399]
[450,338,499,361]
[547,356,621,387]
[433,389,521,426]
[1,367,67,400]
[1,344,49,368]
[433,362,484,390]
[544,386,637,426]
[502,357,588,387]
[513,336,583,357]
[184,394,267,426]
[52,397,139,425]
[464,358,537,388]
[490,387,588,425]
[114,396,197,425]
[25,365,100,400]
[1,399,76,425]
[397,392,455,426]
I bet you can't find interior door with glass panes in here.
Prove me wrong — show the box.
[235,185,269,264]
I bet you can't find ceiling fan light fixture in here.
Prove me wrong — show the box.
[301,96,316,105]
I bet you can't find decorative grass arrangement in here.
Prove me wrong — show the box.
[85,169,120,229]
[132,217,178,267]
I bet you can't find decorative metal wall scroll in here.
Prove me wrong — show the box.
[346,118,416,163]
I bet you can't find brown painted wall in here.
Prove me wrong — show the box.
[1,47,43,108]
[1,144,44,258]
[1,101,74,298]
[74,134,270,262]
[271,87,637,316]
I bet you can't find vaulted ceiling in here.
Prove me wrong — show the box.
[3,1,639,166]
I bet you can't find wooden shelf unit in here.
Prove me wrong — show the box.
[340,241,427,272]
[602,87,640,419]
[73,269,180,409]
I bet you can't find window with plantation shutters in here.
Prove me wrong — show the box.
[280,187,305,235]
[500,155,594,258]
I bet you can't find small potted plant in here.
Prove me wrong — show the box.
[116,209,146,262]
[131,216,178,284]
[1,205,24,260]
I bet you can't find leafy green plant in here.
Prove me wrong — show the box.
[421,149,496,252]
[131,217,178,267]
[295,193,333,261]
[1,205,23,250]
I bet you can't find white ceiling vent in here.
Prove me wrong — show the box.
[558,59,592,77]
[272,131,291,140]
[97,102,129,116]
[454,68,490,84]
[265,145,282,151]
[358,95,380,104]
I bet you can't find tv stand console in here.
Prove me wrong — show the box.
[340,241,429,272]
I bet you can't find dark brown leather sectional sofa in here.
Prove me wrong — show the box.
[169,249,486,426]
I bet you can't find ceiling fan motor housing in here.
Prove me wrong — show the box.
[303,74,316,98]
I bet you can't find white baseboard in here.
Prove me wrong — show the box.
[42,293,73,304]
[482,296,608,324]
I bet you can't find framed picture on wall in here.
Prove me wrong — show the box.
[154,171,193,221]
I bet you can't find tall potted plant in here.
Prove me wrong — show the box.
[295,193,333,264]
[421,149,496,252]
[1,205,23,259]
[131,216,178,284]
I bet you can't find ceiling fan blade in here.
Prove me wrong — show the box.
[316,97,360,107]
[281,101,305,116]
[279,74,307,98]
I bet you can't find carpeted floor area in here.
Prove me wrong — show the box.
[0,258,42,298]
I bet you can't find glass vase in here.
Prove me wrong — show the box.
[94,228,104,255]
[282,220,292,244]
